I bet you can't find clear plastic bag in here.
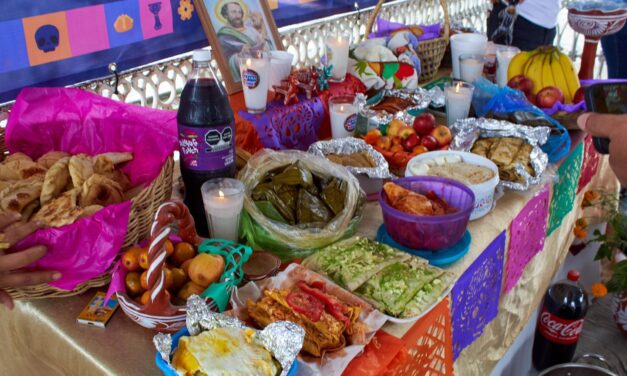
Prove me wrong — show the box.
[238,149,365,260]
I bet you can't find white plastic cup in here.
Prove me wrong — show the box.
[496,46,520,87]
[269,51,294,91]
[238,50,271,113]
[450,33,488,79]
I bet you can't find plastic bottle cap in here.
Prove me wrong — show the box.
[567,270,580,282]
[193,49,211,62]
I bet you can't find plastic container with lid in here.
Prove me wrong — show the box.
[379,176,475,251]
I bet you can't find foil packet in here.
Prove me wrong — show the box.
[154,295,305,376]
[307,138,393,179]
[357,88,434,127]
[449,117,550,190]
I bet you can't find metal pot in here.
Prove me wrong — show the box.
[538,354,618,376]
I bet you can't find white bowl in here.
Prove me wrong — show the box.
[405,151,499,220]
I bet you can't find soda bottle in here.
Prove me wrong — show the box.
[177,49,236,237]
[532,270,589,371]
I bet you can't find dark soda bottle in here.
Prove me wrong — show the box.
[177,49,235,237]
[532,270,589,371]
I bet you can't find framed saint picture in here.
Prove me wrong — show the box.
[196,0,283,94]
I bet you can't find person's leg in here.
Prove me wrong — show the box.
[601,24,627,79]
[511,16,555,51]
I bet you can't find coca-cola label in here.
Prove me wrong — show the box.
[178,123,234,171]
[537,308,584,345]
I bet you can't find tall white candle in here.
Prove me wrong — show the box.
[325,34,350,82]
[201,179,245,242]
[496,46,520,87]
[445,81,474,126]
[330,100,357,138]
[460,56,485,83]
[239,52,270,113]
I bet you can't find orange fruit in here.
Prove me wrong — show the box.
[138,249,150,269]
[164,239,174,257]
[171,242,196,266]
[140,270,148,290]
[177,281,206,301]
[125,272,144,296]
[121,247,143,272]
[181,259,193,276]
[170,267,187,291]
[163,268,173,290]
[188,254,225,288]
[140,290,150,305]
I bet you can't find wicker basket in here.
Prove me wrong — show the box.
[1,125,174,300]
[365,0,450,83]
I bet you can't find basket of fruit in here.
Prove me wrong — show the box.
[115,201,251,332]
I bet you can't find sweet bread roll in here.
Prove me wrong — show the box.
[37,151,70,169]
[0,158,46,180]
[32,188,83,227]
[69,154,94,188]
[41,157,70,205]
[79,174,124,207]
[0,177,44,213]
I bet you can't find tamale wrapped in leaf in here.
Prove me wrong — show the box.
[255,200,288,224]
[297,188,333,224]
[252,182,274,201]
[274,184,298,214]
[320,178,347,216]
[266,189,296,224]
[272,162,313,187]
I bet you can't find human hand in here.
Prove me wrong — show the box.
[578,113,627,186]
[0,212,60,310]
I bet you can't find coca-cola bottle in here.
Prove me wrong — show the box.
[532,270,589,371]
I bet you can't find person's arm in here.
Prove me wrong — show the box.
[0,212,60,309]
[577,113,627,186]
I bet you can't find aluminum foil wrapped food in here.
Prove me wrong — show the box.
[154,295,305,376]
[449,117,550,190]
[357,88,434,127]
[308,138,393,179]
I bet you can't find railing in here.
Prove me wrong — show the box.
[0,0,607,123]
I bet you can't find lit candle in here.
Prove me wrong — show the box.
[239,51,271,113]
[445,81,474,126]
[459,54,485,83]
[201,178,245,242]
[496,46,520,87]
[329,96,357,138]
[325,33,350,82]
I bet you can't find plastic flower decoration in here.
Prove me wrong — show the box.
[590,283,608,298]
[178,0,194,21]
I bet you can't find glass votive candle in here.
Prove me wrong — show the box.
[238,50,271,113]
[459,53,486,83]
[496,46,521,87]
[445,81,474,126]
[325,33,350,82]
[201,178,245,242]
[329,96,357,138]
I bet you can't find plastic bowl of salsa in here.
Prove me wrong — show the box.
[379,176,475,251]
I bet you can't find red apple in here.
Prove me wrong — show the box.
[399,126,416,139]
[508,74,534,96]
[387,119,405,137]
[439,144,449,151]
[412,145,428,156]
[421,135,439,151]
[536,86,564,109]
[401,133,419,151]
[573,87,585,104]
[375,136,392,150]
[430,125,452,146]
[526,94,537,106]
[412,113,436,136]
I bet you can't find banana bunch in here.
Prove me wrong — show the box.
[507,46,579,103]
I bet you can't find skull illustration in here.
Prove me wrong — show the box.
[35,25,59,53]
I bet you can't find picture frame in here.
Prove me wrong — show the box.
[195,0,283,94]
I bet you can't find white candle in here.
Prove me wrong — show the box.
[450,33,487,79]
[445,81,474,126]
[460,57,484,83]
[239,53,270,113]
[496,46,520,87]
[325,34,350,82]
[269,51,294,92]
[201,179,245,242]
[330,100,357,138]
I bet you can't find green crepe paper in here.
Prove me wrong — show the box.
[547,141,584,236]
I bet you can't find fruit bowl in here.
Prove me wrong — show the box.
[115,201,251,332]
[380,176,474,251]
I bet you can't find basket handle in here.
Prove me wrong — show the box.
[364,0,450,42]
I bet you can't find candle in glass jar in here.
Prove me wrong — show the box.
[325,34,350,82]
[459,54,485,83]
[329,96,357,138]
[496,46,520,87]
[201,179,245,242]
[239,51,270,113]
[445,81,474,126]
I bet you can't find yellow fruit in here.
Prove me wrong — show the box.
[171,242,196,266]
[508,51,532,80]
[525,53,547,95]
[556,51,580,104]
[170,267,187,291]
[177,281,206,301]
[541,53,555,91]
[550,51,572,102]
[188,253,225,288]
[125,272,144,297]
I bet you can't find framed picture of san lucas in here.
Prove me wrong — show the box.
[196,0,283,94]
